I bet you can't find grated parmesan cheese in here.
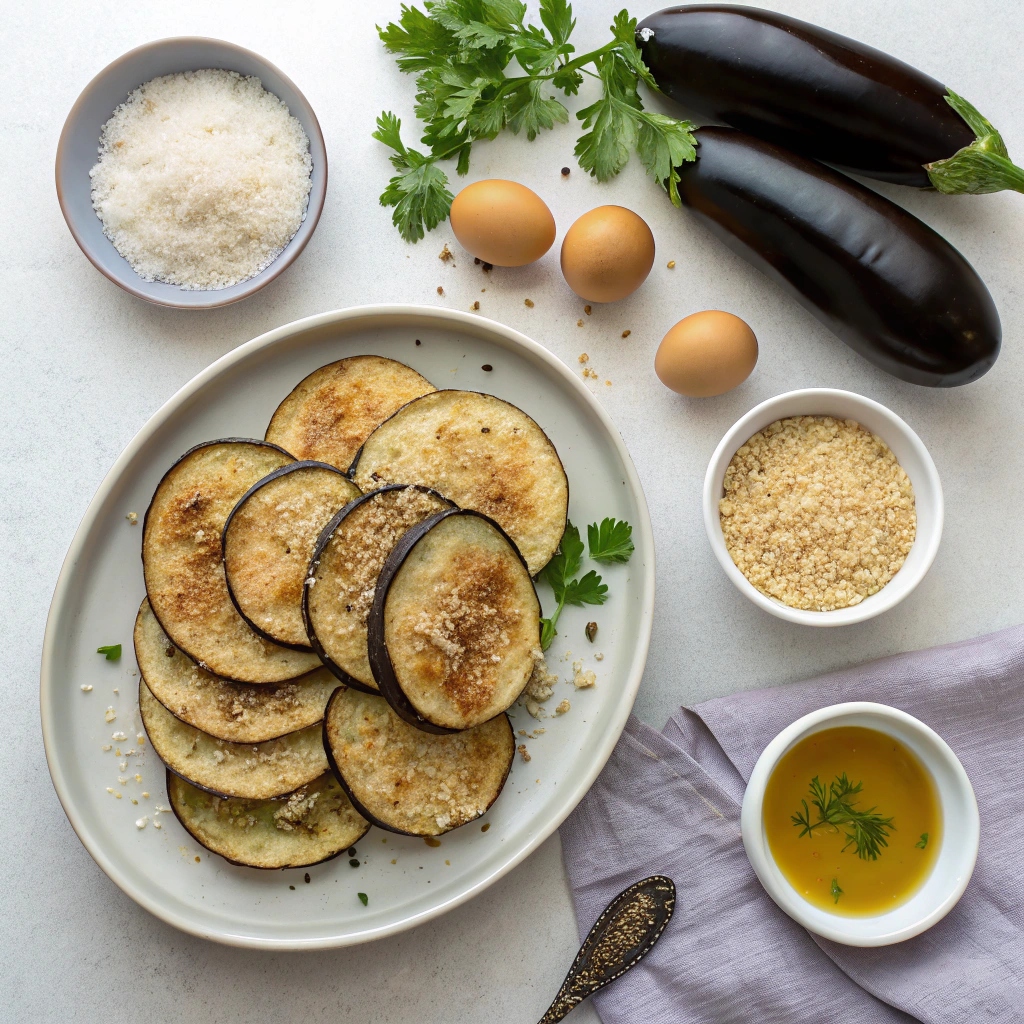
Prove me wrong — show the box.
[90,69,312,290]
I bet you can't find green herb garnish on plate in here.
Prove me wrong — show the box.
[791,774,895,861]
[915,833,929,849]
[373,2,698,241]
[96,644,122,661]
[830,877,843,904]
[587,517,634,563]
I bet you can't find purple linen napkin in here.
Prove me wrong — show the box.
[560,625,1024,1023]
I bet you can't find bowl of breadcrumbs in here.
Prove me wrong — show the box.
[703,389,942,626]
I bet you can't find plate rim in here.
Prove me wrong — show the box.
[39,303,656,948]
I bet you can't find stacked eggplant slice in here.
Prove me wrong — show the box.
[136,354,568,868]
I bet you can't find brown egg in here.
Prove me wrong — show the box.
[449,180,556,267]
[655,311,758,397]
[560,206,655,303]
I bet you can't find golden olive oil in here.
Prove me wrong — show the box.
[762,726,941,915]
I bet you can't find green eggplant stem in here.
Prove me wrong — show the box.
[925,90,1024,194]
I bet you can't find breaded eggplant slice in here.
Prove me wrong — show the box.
[350,390,568,575]
[265,355,436,472]
[167,770,369,869]
[323,687,514,836]
[139,679,328,800]
[143,439,321,683]
[134,599,336,744]
[303,485,454,693]
[368,509,541,732]
[223,461,361,649]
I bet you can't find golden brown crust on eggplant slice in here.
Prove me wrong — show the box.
[143,439,321,683]
[369,509,541,732]
[223,461,361,649]
[303,485,453,693]
[167,770,369,869]
[134,599,337,743]
[139,679,328,800]
[265,355,436,472]
[350,390,568,575]
[322,687,514,837]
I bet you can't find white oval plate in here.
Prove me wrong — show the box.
[41,305,655,949]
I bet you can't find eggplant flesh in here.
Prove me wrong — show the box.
[637,5,976,187]
[676,127,1000,387]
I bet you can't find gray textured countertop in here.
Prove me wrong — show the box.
[5,1,1022,1021]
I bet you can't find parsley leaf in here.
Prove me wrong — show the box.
[587,518,634,563]
[539,616,557,650]
[97,644,122,661]
[357,892,369,906]
[538,517,629,648]
[540,520,583,599]
[915,833,929,849]
[373,113,455,242]
[374,3,697,241]
[562,570,608,606]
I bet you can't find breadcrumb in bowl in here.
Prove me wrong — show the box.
[703,389,943,627]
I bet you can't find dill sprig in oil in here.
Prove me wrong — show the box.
[791,774,895,861]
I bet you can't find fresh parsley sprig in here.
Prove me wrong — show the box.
[791,774,895,861]
[539,518,633,649]
[96,644,122,662]
[588,517,634,563]
[375,1,697,241]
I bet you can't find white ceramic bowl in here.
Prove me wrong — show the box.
[741,702,978,946]
[703,388,942,626]
[56,37,327,308]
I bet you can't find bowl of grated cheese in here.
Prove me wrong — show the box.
[56,37,327,308]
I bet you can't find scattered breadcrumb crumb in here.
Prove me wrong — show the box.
[142,792,150,798]
[126,512,138,525]
[137,734,146,746]
[605,380,611,386]
[135,774,142,783]
[584,305,592,315]
[573,666,597,689]
[471,300,480,310]
[153,821,163,830]
[595,653,604,662]
[582,368,599,380]
[437,286,444,295]
[130,798,138,805]
[101,744,112,752]
[81,685,93,693]
[621,330,631,338]
[391,858,397,864]
[577,319,584,327]
[104,707,116,723]
[439,244,454,262]
[578,353,589,364]
[517,744,532,762]
[554,699,571,716]
[524,298,534,307]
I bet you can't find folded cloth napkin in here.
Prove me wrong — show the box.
[560,625,1024,1023]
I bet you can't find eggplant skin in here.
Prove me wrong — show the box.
[637,5,975,186]
[677,128,1000,387]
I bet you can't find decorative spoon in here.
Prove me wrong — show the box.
[537,875,676,1024]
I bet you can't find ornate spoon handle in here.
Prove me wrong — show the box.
[537,875,676,1024]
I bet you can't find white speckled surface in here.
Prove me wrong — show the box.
[4,1,1022,1021]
